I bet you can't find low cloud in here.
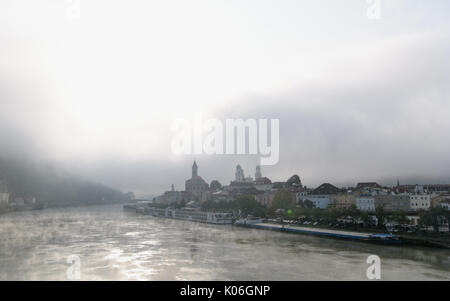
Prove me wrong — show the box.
[1,14,450,196]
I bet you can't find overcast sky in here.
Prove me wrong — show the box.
[1,0,450,196]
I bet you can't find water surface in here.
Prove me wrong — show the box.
[0,205,449,280]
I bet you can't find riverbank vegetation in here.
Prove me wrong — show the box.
[201,193,450,236]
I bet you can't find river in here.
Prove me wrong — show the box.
[0,205,449,280]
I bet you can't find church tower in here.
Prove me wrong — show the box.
[235,165,244,182]
[185,161,209,197]
[192,161,198,178]
[255,166,262,179]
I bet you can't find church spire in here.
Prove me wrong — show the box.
[192,161,198,178]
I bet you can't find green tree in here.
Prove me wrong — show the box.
[345,205,360,221]
[390,211,410,225]
[325,208,343,224]
[272,190,295,211]
[360,211,370,228]
[210,180,222,191]
[232,195,266,216]
[302,199,315,209]
[310,208,325,223]
[419,207,448,232]
[375,205,386,229]
[287,175,301,186]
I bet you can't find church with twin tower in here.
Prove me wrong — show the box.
[157,160,275,205]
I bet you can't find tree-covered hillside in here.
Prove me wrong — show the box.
[0,156,128,207]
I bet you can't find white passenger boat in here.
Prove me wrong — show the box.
[235,216,263,225]
[143,207,234,225]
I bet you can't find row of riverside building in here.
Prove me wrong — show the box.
[154,162,450,219]
[0,179,38,210]
[0,180,9,205]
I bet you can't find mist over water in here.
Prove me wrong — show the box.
[0,205,448,281]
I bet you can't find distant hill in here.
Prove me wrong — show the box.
[0,156,129,207]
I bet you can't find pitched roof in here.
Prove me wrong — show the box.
[311,183,342,195]
[255,177,272,185]
[356,182,382,189]
[185,176,208,186]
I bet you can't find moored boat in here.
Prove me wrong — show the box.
[235,217,402,245]
[124,204,233,225]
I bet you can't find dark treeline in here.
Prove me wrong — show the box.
[0,156,128,207]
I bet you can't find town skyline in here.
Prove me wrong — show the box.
[154,159,450,197]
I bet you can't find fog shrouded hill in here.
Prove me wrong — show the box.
[0,156,130,207]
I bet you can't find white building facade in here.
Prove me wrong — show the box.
[440,201,450,210]
[409,194,431,211]
[356,194,375,212]
[296,190,308,204]
[306,195,331,209]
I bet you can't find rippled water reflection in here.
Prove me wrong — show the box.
[0,205,449,280]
